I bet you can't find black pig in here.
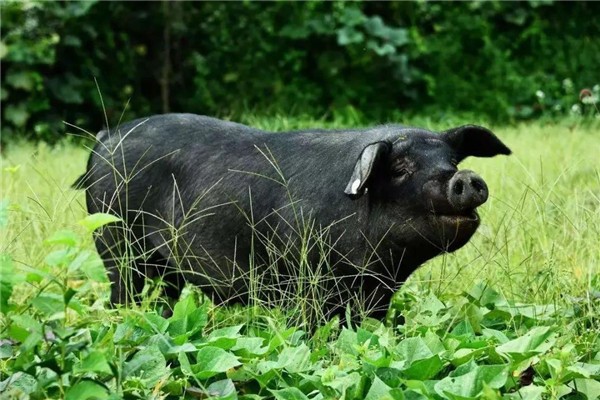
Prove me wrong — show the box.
[75,114,511,319]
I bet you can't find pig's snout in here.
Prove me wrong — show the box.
[447,170,488,211]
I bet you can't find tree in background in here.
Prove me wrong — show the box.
[1,1,598,143]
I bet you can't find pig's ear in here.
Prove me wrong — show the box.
[344,142,389,200]
[441,125,511,162]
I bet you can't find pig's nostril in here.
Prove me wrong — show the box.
[447,171,489,211]
[471,178,485,193]
[453,180,464,196]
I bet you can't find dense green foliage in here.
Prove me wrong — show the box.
[2,242,600,400]
[1,1,599,142]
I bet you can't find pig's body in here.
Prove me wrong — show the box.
[77,114,510,319]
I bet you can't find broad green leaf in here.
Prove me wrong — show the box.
[65,380,108,400]
[277,344,312,373]
[423,329,446,354]
[266,326,297,352]
[67,250,97,274]
[74,351,113,375]
[434,364,508,399]
[123,346,169,388]
[232,337,268,356]
[503,385,546,400]
[465,282,508,308]
[178,352,194,376]
[481,328,509,344]
[394,337,434,366]
[402,355,444,380]
[365,376,404,400]
[164,342,197,356]
[209,325,244,339]
[44,248,76,267]
[0,342,13,359]
[206,379,238,400]
[141,312,169,334]
[0,372,37,394]
[32,293,64,316]
[481,308,513,326]
[412,293,451,326]
[451,347,488,367]
[357,327,379,346]
[452,358,478,376]
[194,346,241,379]
[566,362,600,379]
[404,379,437,398]
[44,230,80,247]
[252,363,280,387]
[63,287,77,307]
[205,324,243,349]
[503,304,557,320]
[171,292,198,320]
[79,252,107,282]
[168,295,208,338]
[545,358,562,381]
[9,314,42,343]
[569,378,600,399]
[451,319,476,337]
[422,293,446,314]
[363,347,391,369]
[114,318,152,345]
[555,384,573,398]
[147,332,177,357]
[79,213,121,232]
[496,327,556,362]
[336,328,359,356]
[270,387,309,400]
[322,369,362,397]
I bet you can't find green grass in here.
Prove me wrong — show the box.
[1,119,599,399]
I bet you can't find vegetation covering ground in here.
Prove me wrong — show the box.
[1,118,599,399]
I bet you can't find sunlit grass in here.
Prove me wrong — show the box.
[418,123,600,304]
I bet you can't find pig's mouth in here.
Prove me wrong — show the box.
[436,209,479,224]
[428,209,480,251]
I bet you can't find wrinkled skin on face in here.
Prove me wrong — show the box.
[76,114,511,321]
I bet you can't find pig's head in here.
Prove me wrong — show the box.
[344,125,511,258]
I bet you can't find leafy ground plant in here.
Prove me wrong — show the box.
[1,120,599,399]
[1,231,599,399]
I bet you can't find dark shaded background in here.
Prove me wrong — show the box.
[1,1,599,142]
